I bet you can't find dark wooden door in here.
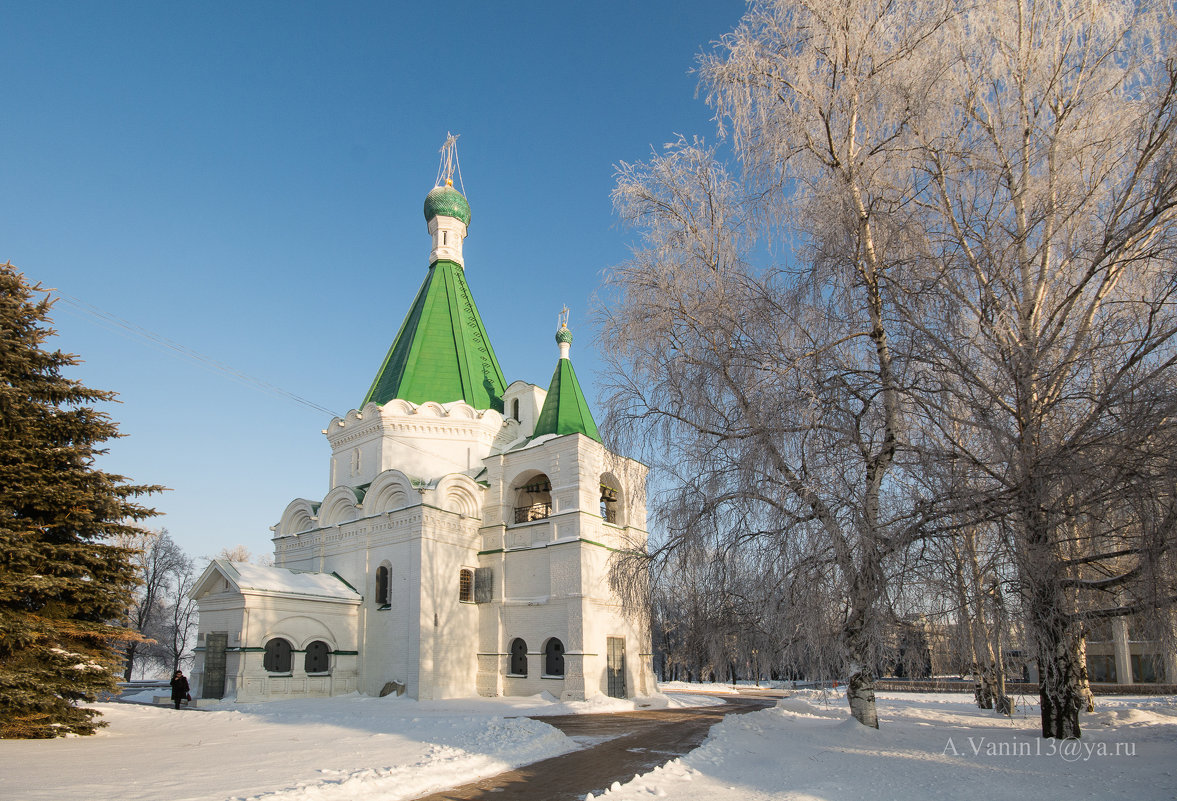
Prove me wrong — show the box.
[202,632,228,699]
[606,636,627,698]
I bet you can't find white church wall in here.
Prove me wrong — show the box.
[549,544,583,597]
[502,547,551,599]
[325,402,502,493]
[413,508,481,699]
[475,551,507,697]
[192,588,361,703]
[580,541,656,699]
[189,598,245,700]
[499,598,570,698]
[501,381,547,439]
[324,407,385,490]
[465,433,653,701]
[361,537,418,696]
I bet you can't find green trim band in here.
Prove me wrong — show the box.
[482,537,623,555]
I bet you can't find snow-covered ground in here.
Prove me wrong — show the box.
[593,689,1177,801]
[1,688,1174,801]
[0,691,704,801]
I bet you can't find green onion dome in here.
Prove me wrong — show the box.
[423,181,471,226]
[555,324,573,345]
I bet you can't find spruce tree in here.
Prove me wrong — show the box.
[0,262,160,738]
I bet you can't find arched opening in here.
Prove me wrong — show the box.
[509,638,528,676]
[544,638,565,676]
[375,564,390,607]
[459,568,474,602]
[513,474,552,524]
[600,475,622,525]
[304,640,331,674]
[263,638,292,673]
[512,398,520,421]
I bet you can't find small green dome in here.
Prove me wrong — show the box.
[423,183,471,226]
[555,325,573,345]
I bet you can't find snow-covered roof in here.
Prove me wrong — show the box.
[198,559,361,602]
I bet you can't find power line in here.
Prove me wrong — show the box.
[53,291,344,419]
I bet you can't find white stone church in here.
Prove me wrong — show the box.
[189,161,655,703]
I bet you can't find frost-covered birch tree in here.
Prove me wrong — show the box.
[901,0,1177,738]
[604,0,952,728]
[118,529,188,680]
[605,0,1177,738]
[118,529,197,679]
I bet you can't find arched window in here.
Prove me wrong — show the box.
[459,568,474,602]
[514,474,552,524]
[544,638,565,676]
[376,565,390,606]
[512,398,520,421]
[304,640,331,674]
[509,638,528,676]
[600,479,620,524]
[263,638,292,673]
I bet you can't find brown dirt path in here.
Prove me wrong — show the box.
[412,694,776,801]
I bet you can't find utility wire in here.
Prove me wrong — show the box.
[53,291,343,419]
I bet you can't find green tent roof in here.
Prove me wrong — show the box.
[362,259,507,411]
[532,354,601,442]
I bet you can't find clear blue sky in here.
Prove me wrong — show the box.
[2,2,745,561]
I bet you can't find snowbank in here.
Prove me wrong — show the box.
[592,691,1177,801]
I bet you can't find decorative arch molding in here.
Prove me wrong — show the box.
[276,498,318,537]
[445,402,479,419]
[366,469,417,514]
[326,402,383,431]
[317,485,361,527]
[377,397,501,423]
[382,398,417,416]
[434,473,484,519]
[507,467,551,494]
[260,615,336,650]
[416,401,448,417]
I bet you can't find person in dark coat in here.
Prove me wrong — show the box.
[170,670,191,709]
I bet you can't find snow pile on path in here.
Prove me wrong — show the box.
[241,713,566,801]
[593,692,1177,801]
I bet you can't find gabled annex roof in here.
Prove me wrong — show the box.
[192,559,361,603]
[532,323,601,442]
[362,259,507,412]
